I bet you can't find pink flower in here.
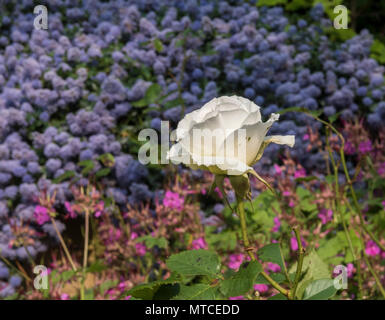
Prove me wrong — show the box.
[64,202,77,219]
[346,263,355,278]
[118,282,126,291]
[283,191,291,196]
[201,189,207,195]
[382,200,385,211]
[215,187,223,199]
[358,140,372,154]
[130,232,138,240]
[272,217,281,233]
[290,236,306,251]
[274,164,282,176]
[318,209,333,224]
[290,237,298,251]
[229,296,245,300]
[303,134,309,141]
[294,168,306,179]
[365,240,380,256]
[267,262,281,273]
[94,201,104,218]
[288,200,295,208]
[163,191,184,212]
[228,254,244,270]
[60,293,70,300]
[192,237,208,250]
[254,284,268,293]
[378,162,385,176]
[135,243,147,256]
[344,141,355,155]
[34,205,50,225]
[124,295,132,300]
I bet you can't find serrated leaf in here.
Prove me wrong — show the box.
[153,284,180,300]
[303,279,337,300]
[289,250,331,299]
[255,272,287,285]
[205,230,237,251]
[219,261,262,297]
[258,243,286,271]
[128,278,180,300]
[172,284,216,300]
[166,250,221,277]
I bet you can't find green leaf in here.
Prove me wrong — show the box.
[78,160,94,168]
[205,229,237,251]
[136,235,168,249]
[127,278,180,300]
[61,270,76,282]
[256,0,286,6]
[268,293,288,300]
[166,250,221,277]
[317,237,345,262]
[371,39,385,65]
[285,0,311,11]
[163,97,184,109]
[175,38,185,48]
[255,272,287,285]
[172,284,216,300]
[98,153,115,167]
[278,106,322,118]
[146,84,162,103]
[95,168,111,178]
[258,243,286,271]
[85,288,95,300]
[153,38,163,53]
[78,160,95,176]
[153,284,180,300]
[87,260,108,273]
[219,261,262,297]
[100,279,118,295]
[132,84,162,107]
[295,176,318,183]
[289,250,331,299]
[303,279,337,300]
[53,170,76,183]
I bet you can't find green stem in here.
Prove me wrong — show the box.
[325,130,356,262]
[291,110,385,252]
[22,242,36,268]
[340,152,385,252]
[362,253,385,299]
[50,217,77,272]
[80,208,90,300]
[237,199,289,298]
[290,226,305,300]
[0,252,32,282]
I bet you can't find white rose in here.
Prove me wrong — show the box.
[167,95,295,176]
